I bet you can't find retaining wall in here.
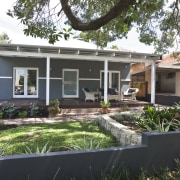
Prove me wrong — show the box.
[97,113,141,145]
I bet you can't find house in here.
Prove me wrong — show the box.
[0,42,159,106]
[131,54,180,106]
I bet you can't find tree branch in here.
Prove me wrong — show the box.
[60,0,136,31]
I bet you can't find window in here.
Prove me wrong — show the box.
[62,69,79,98]
[13,68,38,98]
[100,71,120,91]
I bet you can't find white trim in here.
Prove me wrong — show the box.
[79,78,100,81]
[151,61,156,104]
[62,69,79,98]
[46,57,50,106]
[50,77,62,80]
[121,79,131,82]
[100,70,121,91]
[38,77,62,80]
[0,44,159,63]
[104,60,108,102]
[0,76,12,79]
[13,67,39,98]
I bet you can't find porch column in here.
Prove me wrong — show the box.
[151,60,156,104]
[104,60,108,102]
[46,56,50,106]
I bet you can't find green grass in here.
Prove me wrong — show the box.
[0,120,118,155]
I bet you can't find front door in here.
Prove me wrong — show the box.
[62,69,79,98]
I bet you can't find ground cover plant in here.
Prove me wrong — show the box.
[99,159,180,180]
[0,121,118,155]
[110,113,144,134]
[111,103,180,133]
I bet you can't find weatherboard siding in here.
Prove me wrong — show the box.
[0,57,130,100]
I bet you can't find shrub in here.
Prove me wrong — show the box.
[27,103,39,117]
[48,99,61,116]
[0,111,4,119]
[1,102,18,119]
[136,104,180,132]
[100,101,111,108]
[18,111,28,118]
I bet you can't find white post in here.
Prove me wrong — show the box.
[151,60,156,104]
[104,60,108,102]
[46,56,50,106]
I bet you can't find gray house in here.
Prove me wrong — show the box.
[0,43,159,105]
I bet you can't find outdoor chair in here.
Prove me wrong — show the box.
[122,88,139,100]
[98,88,121,101]
[82,88,99,102]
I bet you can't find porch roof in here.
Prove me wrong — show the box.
[157,64,180,71]
[0,43,160,63]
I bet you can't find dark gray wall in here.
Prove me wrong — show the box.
[0,57,130,100]
[0,79,12,99]
[147,94,180,106]
[0,131,180,180]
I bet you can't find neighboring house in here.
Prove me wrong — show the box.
[131,54,180,106]
[0,42,159,105]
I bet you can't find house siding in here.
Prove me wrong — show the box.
[0,57,130,101]
[0,78,12,99]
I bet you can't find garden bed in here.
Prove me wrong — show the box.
[97,112,142,146]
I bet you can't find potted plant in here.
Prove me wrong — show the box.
[48,99,61,117]
[100,101,111,114]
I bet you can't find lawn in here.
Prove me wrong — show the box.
[0,120,118,155]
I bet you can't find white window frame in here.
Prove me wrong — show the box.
[100,70,120,91]
[62,69,79,98]
[13,67,39,98]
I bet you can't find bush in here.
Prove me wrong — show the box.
[18,111,28,118]
[48,99,61,116]
[0,102,48,119]
[136,104,180,132]
[0,102,18,119]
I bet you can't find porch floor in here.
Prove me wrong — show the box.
[0,98,151,109]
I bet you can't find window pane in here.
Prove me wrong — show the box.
[27,70,37,95]
[101,72,109,88]
[64,71,77,96]
[14,69,24,95]
[111,73,119,89]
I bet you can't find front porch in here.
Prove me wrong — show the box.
[0,98,151,109]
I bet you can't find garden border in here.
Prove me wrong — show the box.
[97,112,142,146]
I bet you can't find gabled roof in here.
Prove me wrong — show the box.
[0,43,160,63]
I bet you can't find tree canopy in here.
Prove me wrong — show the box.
[0,32,11,44]
[7,0,180,53]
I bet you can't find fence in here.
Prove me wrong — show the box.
[131,81,148,100]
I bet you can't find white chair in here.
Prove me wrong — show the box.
[82,88,99,102]
[122,88,139,100]
[98,88,121,101]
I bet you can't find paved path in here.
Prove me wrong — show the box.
[0,107,144,125]
[0,108,101,125]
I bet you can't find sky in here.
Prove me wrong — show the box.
[0,0,155,53]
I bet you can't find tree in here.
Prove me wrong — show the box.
[0,32,11,44]
[7,0,180,53]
